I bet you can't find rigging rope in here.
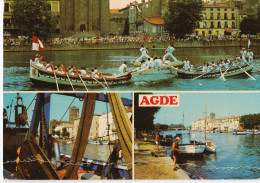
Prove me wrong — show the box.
[59,97,76,121]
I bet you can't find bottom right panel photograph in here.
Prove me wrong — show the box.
[134,92,260,180]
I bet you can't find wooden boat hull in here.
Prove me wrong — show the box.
[30,61,132,87]
[177,64,253,79]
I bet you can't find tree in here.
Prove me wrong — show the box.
[240,113,260,129]
[62,127,70,138]
[164,0,203,38]
[56,130,61,138]
[240,16,258,35]
[11,0,58,40]
[134,93,161,137]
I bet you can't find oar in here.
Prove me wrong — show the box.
[62,66,75,91]
[86,73,108,90]
[217,65,232,80]
[219,68,226,82]
[192,69,215,80]
[51,64,60,91]
[238,65,256,81]
[75,69,88,91]
[102,76,110,91]
[245,62,260,72]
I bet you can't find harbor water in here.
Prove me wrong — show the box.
[59,143,113,162]
[163,131,260,179]
[4,47,260,91]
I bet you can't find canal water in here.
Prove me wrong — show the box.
[163,131,260,179]
[59,143,113,162]
[4,47,260,91]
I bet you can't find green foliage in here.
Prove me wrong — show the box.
[169,123,185,128]
[134,93,161,135]
[154,124,168,131]
[240,7,260,35]
[164,0,203,38]
[62,127,70,137]
[240,113,260,129]
[56,130,61,137]
[10,0,58,40]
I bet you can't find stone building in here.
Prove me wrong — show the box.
[109,9,128,35]
[49,106,79,137]
[128,0,168,36]
[59,0,110,37]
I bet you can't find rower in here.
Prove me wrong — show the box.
[146,58,155,69]
[119,62,127,74]
[163,44,177,62]
[79,67,87,77]
[141,60,148,70]
[154,57,162,68]
[45,62,52,72]
[91,69,98,77]
[202,63,207,73]
[240,48,247,59]
[34,54,40,64]
[183,58,190,71]
[190,64,194,72]
[207,63,213,72]
[247,49,253,63]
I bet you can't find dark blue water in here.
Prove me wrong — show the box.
[163,131,260,179]
[3,47,260,91]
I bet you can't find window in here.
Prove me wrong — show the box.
[211,22,214,28]
[211,8,213,11]
[224,9,227,11]
[224,13,227,19]
[210,13,214,19]
[4,3,9,12]
[217,8,220,11]
[232,9,234,11]
[218,22,221,28]
[217,13,220,19]
[232,22,235,28]
[209,30,212,34]
[224,22,228,28]
[158,25,162,32]
[232,13,235,20]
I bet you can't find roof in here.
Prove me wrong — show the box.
[110,9,119,14]
[144,17,165,25]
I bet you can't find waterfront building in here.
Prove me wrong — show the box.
[109,9,128,36]
[191,115,241,133]
[195,1,240,37]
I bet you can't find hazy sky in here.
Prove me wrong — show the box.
[4,93,132,124]
[110,0,141,9]
[153,92,260,127]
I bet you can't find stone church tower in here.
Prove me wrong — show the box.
[60,0,110,37]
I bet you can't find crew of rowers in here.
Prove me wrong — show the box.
[33,54,105,78]
[187,48,254,73]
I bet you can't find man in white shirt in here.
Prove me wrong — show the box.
[183,58,190,71]
[119,62,127,74]
[247,49,253,63]
[154,57,163,68]
[163,45,178,62]
[135,45,150,63]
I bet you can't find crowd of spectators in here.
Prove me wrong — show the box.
[3,33,257,47]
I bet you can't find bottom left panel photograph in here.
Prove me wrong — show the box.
[3,92,133,180]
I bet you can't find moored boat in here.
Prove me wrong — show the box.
[233,130,247,135]
[30,60,132,88]
[178,143,206,154]
[176,64,253,79]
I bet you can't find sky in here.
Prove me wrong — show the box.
[110,0,141,9]
[153,92,260,127]
[3,93,132,124]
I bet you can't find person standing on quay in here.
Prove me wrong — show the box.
[172,137,180,171]
[163,45,178,62]
[155,134,160,151]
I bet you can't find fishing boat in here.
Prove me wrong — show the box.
[178,142,206,154]
[30,60,132,88]
[176,64,253,79]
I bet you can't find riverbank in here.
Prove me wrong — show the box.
[4,40,260,52]
[134,139,190,180]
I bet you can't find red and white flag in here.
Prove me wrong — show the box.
[32,36,46,51]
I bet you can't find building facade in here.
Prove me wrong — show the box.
[191,115,241,133]
[195,2,240,37]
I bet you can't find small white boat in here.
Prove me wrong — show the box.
[233,130,246,135]
[205,140,216,153]
[88,139,109,145]
[178,143,206,154]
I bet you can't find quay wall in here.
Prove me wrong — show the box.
[4,40,260,52]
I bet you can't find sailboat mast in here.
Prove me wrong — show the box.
[205,95,207,142]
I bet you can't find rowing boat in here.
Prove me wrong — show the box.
[176,64,253,79]
[30,60,132,87]
[131,60,183,76]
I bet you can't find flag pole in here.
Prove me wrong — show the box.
[32,32,34,61]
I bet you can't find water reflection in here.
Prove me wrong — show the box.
[162,131,260,179]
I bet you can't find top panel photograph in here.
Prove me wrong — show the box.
[3,0,260,91]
